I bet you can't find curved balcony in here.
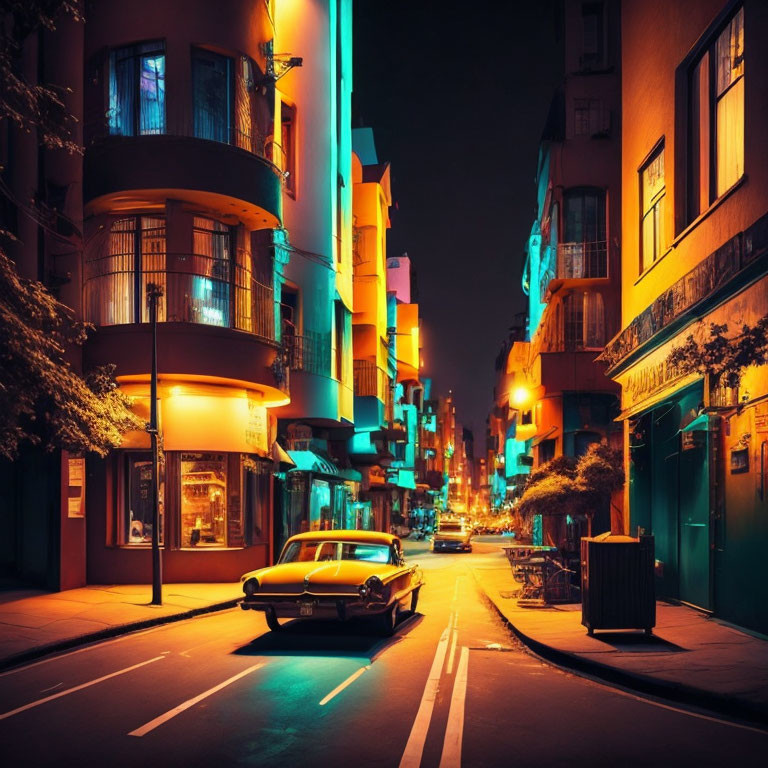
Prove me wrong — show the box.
[84,132,282,229]
[83,252,287,402]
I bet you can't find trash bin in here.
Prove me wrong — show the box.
[580,532,655,636]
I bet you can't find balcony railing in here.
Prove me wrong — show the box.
[85,118,285,182]
[353,360,389,400]
[83,251,275,341]
[557,241,608,279]
[284,332,331,377]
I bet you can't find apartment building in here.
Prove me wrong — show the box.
[605,0,768,633]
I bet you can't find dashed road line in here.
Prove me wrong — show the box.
[128,663,265,737]
[319,665,371,706]
[0,655,166,721]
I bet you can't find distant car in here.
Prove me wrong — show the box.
[432,519,473,553]
[239,530,424,635]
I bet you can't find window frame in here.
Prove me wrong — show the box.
[638,138,666,274]
[108,40,166,137]
[280,100,298,198]
[676,2,745,233]
[191,46,235,145]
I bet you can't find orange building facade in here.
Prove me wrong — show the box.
[606,0,768,634]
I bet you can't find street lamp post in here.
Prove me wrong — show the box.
[146,283,163,606]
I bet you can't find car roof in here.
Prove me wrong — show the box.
[285,530,398,546]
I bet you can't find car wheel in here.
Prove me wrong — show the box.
[410,586,421,613]
[265,608,282,632]
[378,603,398,637]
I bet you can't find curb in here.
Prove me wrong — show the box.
[0,598,240,673]
[471,570,768,730]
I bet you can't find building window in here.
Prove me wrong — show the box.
[85,216,167,325]
[688,6,744,222]
[109,42,166,136]
[192,48,233,144]
[334,301,344,381]
[180,453,235,547]
[539,439,556,464]
[580,2,605,70]
[281,102,297,197]
[188,216,232,327]
[560,189,607,278]
[574,99,607,136]
[564,291,604,350]
[124,453,164,545]
[640,143,666,272]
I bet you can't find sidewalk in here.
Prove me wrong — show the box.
[0,583,241,671]
[471,557,768,727]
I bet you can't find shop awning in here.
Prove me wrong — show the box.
[338,467,363,483]
[681,413,712,432]
[287,450,341,476]
[272,442,296,468]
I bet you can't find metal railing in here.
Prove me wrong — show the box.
[284,332,332,377]
[353,360,389,399]
[85,117,284,182]
[557,241,608,279]
[83,251,275,341]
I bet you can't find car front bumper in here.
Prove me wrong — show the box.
[240,595,389,621]
[432,540,472,552]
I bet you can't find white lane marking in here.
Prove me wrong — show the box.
[0,625,170,679]
[446,629,459,675]
[128,663,265,737]
[399,627,451,768]
[39,682,64,693]
[0,655,166,720]
[319,665,371,706]
[439,647,470,768]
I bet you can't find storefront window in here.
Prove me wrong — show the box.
[125,453,164,545]
[180,453,235,547]
[309,479,332,531]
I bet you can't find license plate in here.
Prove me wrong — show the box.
[299,602,314,616]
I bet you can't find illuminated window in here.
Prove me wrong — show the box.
[564,291,604,350]
[192,49,233,144]
[561,189,607,278]
[84,216,166,325]
[189,217,232,327]
[124,453,164,546]
[640,143,666,272]
[180,453,239,547]
[109,42,166,136]
[281,102,297,197]
[687,6,744,223]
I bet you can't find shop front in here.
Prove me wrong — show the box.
[87,381,276,583]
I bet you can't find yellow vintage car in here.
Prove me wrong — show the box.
[240,530,424,635]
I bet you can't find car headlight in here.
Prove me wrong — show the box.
[243,577,260,597]
[362,576,385,601]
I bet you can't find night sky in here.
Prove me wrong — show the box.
[353,0,563,439]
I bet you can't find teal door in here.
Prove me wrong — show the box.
[678,431,711,610]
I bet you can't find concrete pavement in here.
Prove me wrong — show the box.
[0,583,241,671]
[469,546,768,727]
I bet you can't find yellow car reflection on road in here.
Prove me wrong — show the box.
[240,530,424,635]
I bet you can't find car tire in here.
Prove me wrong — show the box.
[265,608,282,632]
[410,586,421,613]
[378,603,398,637]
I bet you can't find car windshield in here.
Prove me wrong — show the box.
[439,522,463,532]
[279,540,393,564]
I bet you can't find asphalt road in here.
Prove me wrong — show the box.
[0,538,765,767]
